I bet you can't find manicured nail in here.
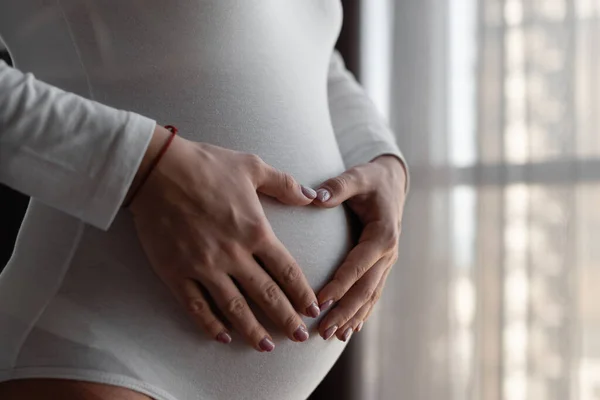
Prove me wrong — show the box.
[342,327,353,342]
[320,299,333,311]
[294,325,309,342]
[356,322,364,332]
[259,337,275,352]
[316,189,331,202]
[323,325,338,340]
[307,302,321,318]
[216,331,232,344]
[301,185,318,200]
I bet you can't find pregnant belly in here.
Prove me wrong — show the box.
[49,202,357,400]
[33,91,359,399]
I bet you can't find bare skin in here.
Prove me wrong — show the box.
[313,155,407,342]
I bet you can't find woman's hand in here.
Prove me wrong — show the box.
[312,155,407,341]
[127,126,321,352]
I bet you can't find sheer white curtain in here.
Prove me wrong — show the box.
[354,0,600,399]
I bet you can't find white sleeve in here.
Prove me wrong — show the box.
[328,50,409,192]
[0,60,156,230]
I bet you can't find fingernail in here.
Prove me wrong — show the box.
[320,299,333,311]
[216,331,232,344]
[307,302,321,318]
[323,325,338,340]
[294,325,309,342]
[342,327,353,342]
[316,189,331,202]
[356,322,364,332]
[301,185,317,200]
[259,337,275,352]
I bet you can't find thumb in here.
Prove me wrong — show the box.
[256,164,317,206]
[313,168,367,208]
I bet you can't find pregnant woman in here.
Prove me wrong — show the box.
[0,1,408,399]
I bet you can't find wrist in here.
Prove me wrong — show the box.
[372,155,408,193]
[123,124,172,207]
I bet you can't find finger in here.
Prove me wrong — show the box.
[252,156,316,205]
[336,302,370,342]
[313,166,371,208]
[318,257,389,340]
[232,259,310,343]
[254,237,320,319]
[202,273,276,352]
[342,264,393,335]
[173,279,232,344]
[317,223,385,309]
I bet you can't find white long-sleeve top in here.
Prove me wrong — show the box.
[0,2,407,400]
[0,59,156,230]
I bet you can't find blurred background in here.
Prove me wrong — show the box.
[2,0,599,399]
[335,0,600,399]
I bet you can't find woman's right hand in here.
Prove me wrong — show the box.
[126,126,321,352]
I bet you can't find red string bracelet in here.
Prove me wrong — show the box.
[123,125,178,209]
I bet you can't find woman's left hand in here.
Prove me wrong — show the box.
[312,155,407,342]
